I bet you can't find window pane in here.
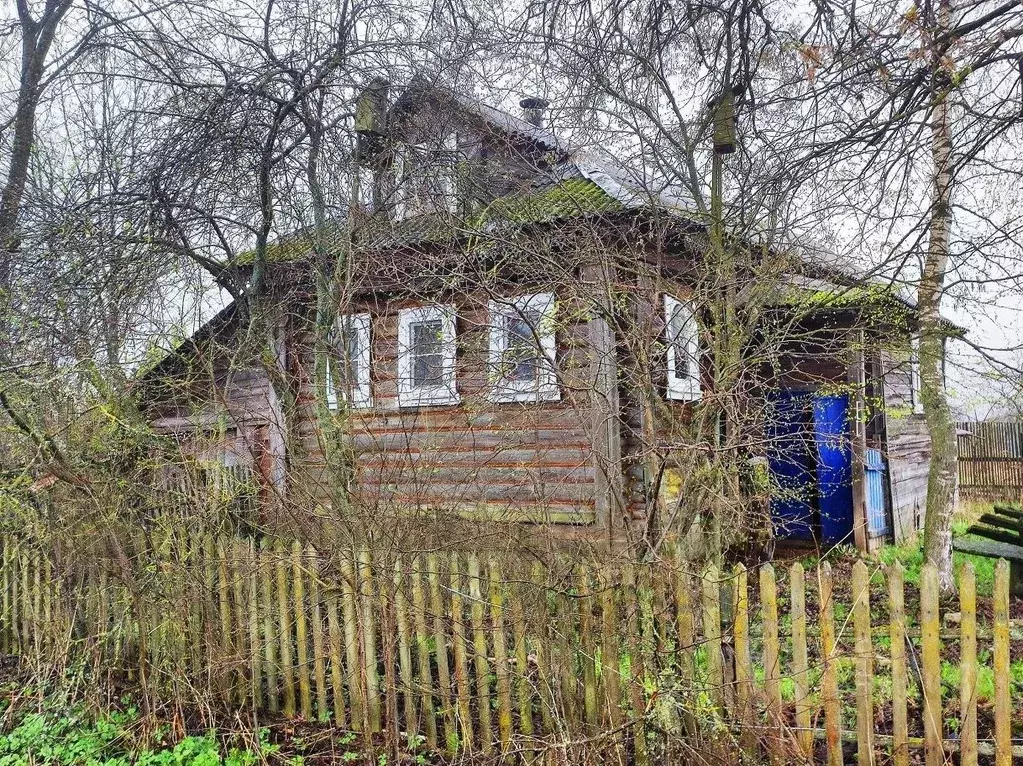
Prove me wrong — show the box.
[670,303,692,379]
[411,320,444,387]
[332,319,362,395]
[342,324,360,387]
[504,312,541,382]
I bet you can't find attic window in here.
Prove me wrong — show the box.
[327,313,372,409]
[397,305,459,407]
[664,295,701,401]
[394,133,458,219]
[488,293,559,403]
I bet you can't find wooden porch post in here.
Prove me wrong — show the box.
[582,264,624,546]
[849,329,869,552]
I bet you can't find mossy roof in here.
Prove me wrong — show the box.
[234,175,623,266]
[476,176,621,224]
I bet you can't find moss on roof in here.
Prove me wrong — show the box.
[792,284,905,309]
[233,177,620,266]
[475,177,620,225]
[234,224,343,266]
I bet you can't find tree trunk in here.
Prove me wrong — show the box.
[1,0,74,356]
[307,108,357,511]
[920,0,958,594]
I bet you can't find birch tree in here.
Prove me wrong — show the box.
[793,0,1023,588]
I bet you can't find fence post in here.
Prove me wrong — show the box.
[920,564,942,766]
[275,539,296,718]
[490,558,513,755]
[450,555,473,752]
[819,562,843,766]
[217,539,233,703]
[702,565,723,711]
[600,567,624,764]
[577,565,598,729]
[532,562,554,738]
[411,556,437,750]
[428,554,456,752]
[393,558,417,739]
[888,562,908,766]
[759,563,781,731]
[789,562,811,758]
[42,556,52,659]
[260,538,279,715]
[673,562,697,738]
[993,560,1011,766]
[309,545,327,721]
[358,549,380,733]
[381,555,399,758]
[231,541,247,706]
[510,589,535,762]
[341,553,364,730]
[326,585,346,727]
[851,560,875,766]
[467,554,492,752]
[623,564,647,766]
[248,540,262,711]
[31,550,42,661]
[555,570,578,733]
[2,538,9,654]
[959,562,977,766]
[732,564,754,751]
[293,541,312,720]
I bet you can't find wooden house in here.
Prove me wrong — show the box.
[140,81,941,555]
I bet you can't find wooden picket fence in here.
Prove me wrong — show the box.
[958,420,1023,499]
[0,531,1020,765]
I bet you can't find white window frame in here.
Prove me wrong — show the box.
[488,293,560,403]
[910,335,924,414]
[326,313,373,410]
[397,305,460,407]
[664,294,701,402]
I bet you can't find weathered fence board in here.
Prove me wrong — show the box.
[958,420,1023,497]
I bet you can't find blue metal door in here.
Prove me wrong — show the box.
[767,391,815,541]
[813,394,854,546]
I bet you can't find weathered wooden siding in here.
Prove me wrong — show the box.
[295,291,601,525]
[880,346,930,543]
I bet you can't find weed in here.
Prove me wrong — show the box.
[0,700,289,766]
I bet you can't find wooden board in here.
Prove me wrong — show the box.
[952,537,1023,564]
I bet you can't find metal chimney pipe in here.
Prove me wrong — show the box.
[519,97,550,128]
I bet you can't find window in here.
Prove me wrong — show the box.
[910,335,924,414]
[488,293,559,403]
[397,305,459,406]
[394,133,458,219]
[664,295,701,401]
[326,313,372,409]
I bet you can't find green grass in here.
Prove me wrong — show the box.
[0,699,293,766]
[873,517,997,596]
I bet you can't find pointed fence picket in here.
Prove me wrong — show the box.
[0,532,1019,763]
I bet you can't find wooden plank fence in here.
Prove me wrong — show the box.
[0,532,1020,764]
[958,420,1023,498]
